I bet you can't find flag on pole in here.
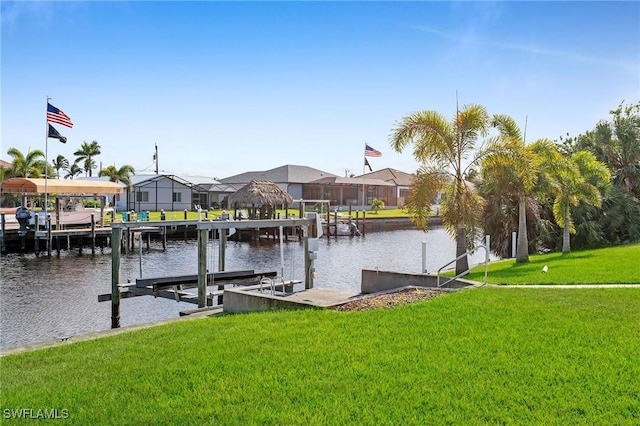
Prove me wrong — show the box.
[365,158,372,172]
[365,144,382,157]
[47,103,73,128]
[47,124,67,143]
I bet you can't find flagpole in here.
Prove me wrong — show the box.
[362,142,366,209]
[45,96,50,218]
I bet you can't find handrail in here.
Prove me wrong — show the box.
[436,244,489,288]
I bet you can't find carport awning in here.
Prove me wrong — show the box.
[1,178,123,195]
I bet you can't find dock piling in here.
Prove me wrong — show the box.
[111,227,122,328]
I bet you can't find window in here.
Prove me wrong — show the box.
[173,192,182,202]
[136,191,149,202]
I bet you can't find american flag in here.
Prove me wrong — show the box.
[47,103,73,128]
[365,144,382,157]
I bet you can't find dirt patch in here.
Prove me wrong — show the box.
[331,287,446,312]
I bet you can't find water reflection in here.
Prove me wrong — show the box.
[0,227,492,349]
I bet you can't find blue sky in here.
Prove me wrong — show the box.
[2,1,638,179]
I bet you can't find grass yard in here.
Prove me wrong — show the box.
[465,243,640,285]
[2,288,639,424]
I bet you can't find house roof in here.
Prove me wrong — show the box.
[310,176,394,186]
[129,174,194,189]
[357,168,415,186]
[0,159,11,169]
[220,164,336,185]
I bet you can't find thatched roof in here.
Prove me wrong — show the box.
[228,180,294,207]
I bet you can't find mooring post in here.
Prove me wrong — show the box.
[111,227,122,328]
[91,213,96,255]
[47,215,52,257]
[333,211,338,239]
[355,211,359,235]
[218,229,227,305]
[326,210,330,239]
[197,228,208,308]
[184,209,188,241]
[304,224,313,289]
[362,210,366,236]
[422,241,427,273]
[0,212,5,255]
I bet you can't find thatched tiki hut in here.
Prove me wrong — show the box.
[228,180,294,220]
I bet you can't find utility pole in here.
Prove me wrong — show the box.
[154,143,159,174]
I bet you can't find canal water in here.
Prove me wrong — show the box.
[0,228,493,349]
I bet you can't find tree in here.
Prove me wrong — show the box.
[99,164,135,209]
[98,164,135,188]
[52,155,69,179]
[390,104,491,275]
[64,162,83,179]
[370,198,384,214]
[6,147,46,178]
[74,140,101,177]
[542,147,611,253]
[481,115,547,263]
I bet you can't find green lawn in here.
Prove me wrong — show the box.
[2,288,639,424]
[465,243,640,285]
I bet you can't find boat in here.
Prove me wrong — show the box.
[325,214,361,236]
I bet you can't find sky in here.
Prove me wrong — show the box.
[1,1,639,180]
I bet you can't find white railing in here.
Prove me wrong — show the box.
[436,236,490,288]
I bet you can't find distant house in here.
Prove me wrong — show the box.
[356,168,415,207]
[187,176,235,209]
[126,175,193,212]
[221,164,408,208]
[126,174,235,211]
[220,165,336,203]
[303,175,395,208]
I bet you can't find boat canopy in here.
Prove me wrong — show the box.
[1,178,123,195]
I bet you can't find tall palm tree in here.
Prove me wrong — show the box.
[481,115,543,263]
[52,155,69,179]
[6,147,46,178]
[98,164,135,187]
[73,140,101,177]
[390,104,491,275]
[542,147,611,253]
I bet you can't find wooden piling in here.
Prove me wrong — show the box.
[362,210,366,236]
[184,210,188,242]
[304,224,313,289]
[111,227,122,328]
[47,215,52,257]
[0,212,5,255]
[197,228,208,308]
[91,213,96,255]
[217,229,227,305]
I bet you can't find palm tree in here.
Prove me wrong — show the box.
[52,155,69,179]
[390,104,491,275]
[480,115,543,263]
[542,147,611,253]
[64,162,83,179]
[6,147,46,178]
[99,164,135,209]
[98,164,135,187]
[74,140,101,177]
